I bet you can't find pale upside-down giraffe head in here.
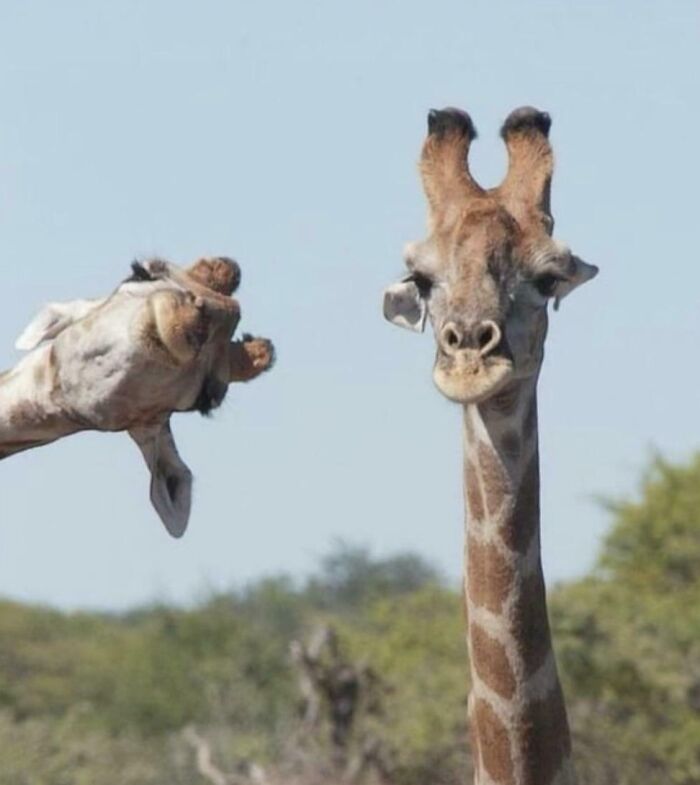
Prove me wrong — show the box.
[383,106,597,403]
[1,255,274,537]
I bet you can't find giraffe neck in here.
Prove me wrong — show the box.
[0,346,79,459]
[462,379,576,785]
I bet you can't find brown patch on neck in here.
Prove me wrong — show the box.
[519,684,572,785]
[465,460,485,522]
[477,442,511,515]
[500,452,540,555]
[467,537,514,614]
[511,567,552,678]
[470,624,516,699]
[473,698,514,783]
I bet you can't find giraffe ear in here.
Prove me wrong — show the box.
[383,279,428,333]
[553,256,599,311]
[15,298,106,350]
[129,422,193,538]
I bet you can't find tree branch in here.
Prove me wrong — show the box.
[183,726,231,785]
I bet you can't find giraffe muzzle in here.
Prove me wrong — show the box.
[432,341,514,405]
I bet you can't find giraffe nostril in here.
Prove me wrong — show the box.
[440,323,463,354]
[476,324,495,350]
[440,320,503,357]
[475,321,502,357]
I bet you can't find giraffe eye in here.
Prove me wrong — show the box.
[533,273,561,298]
[409,272,434,298]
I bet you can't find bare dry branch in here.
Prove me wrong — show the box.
[183,726,231,785]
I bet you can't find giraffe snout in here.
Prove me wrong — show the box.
[438,320,503,359]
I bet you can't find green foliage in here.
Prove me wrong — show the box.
[0,708,199,785]
[552,453,700,785]
[0,457,699,784]
[338,586,471,784]
[601,454,700,591]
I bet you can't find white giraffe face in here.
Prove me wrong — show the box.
[3,256,275,537]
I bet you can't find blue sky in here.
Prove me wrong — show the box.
[0,1,698,609]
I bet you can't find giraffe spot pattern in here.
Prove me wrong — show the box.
[465,460,486,522]
[462,394,573,783]
[511,567,552,677]
[468,537,514,614]
[519,684,572,785]
[500,453,539,555]
[474,698,514,783]
[477,442,511,515]
[470,623,516,699]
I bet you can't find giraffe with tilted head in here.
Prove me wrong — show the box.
[1,255,274,537]
[383,106,598,785]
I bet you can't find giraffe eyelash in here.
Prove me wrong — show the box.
[407,271,434,297]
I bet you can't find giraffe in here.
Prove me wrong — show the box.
[383,107,598,785]
[0,255,274,537]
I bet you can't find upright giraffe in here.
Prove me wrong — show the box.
[383,107,598,785]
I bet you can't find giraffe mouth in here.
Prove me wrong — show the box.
[432,353,513,404]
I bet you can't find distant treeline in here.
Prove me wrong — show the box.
[0,454,699,785]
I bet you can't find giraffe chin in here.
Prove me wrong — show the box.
[432,358,513,405]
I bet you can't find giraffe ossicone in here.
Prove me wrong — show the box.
[384,106,598,785]
[1,255,274,538]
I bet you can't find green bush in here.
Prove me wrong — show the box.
[0,457,699,784]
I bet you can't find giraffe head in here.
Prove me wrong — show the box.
[5,255,274,537]
[384,107,598,405]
